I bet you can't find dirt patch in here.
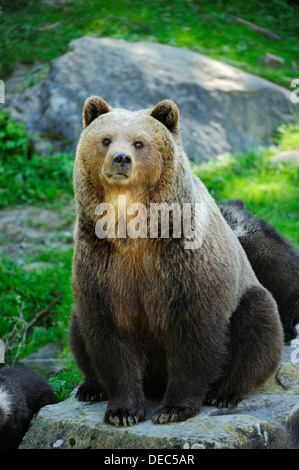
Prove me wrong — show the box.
[0,202,75,264]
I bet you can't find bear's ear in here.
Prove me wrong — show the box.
[231,199,245,209]
[82,96,111,128]
[150,100,179,133]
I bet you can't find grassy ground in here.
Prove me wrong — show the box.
[0,0,298,87]
[0,249,73,356]
[0,112,73,208]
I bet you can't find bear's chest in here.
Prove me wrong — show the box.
[106,242,168,334]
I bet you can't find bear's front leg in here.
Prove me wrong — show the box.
[151,375,204,423]
[102,337,146,426]
[152,296,229,424]
[94,322,146,427]
[73,304,146,427]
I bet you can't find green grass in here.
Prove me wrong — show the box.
[0,248,73,363]
[49,355,82,402]
[192,147,299,250]
[0,111,74,208]
[276,121,299,150]
[0,0,298,87]
[0,150,74,208]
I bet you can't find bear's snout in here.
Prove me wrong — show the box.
[111,152,132,172]
[102,151,133,184]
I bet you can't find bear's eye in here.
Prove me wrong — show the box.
[133,141,144,149]
[102,138,111,146]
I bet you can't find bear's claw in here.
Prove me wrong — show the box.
[152,405,197,424]
[104,407,145,427]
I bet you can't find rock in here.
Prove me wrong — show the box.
[259,53,285,69]
[19,342,65,378]
[5,37,298,162]
[5,61,50,95]
[18,398,278,449]
[22,262,55,271]
[19,328,299,449]
[272,149,299,164]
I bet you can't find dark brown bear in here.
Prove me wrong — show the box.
[219,199,299,343]
[70,96,283,426]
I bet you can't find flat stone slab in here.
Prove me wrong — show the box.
[18,343,66,378]
[20,334,299,449]
[272,149,299,164]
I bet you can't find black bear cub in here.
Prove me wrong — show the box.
[219,199,299,343]
[0,366,57,449]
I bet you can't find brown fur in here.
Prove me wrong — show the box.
[70,97,284,426]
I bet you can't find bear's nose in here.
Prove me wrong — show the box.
[111,152,132,169]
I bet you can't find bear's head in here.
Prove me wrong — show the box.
[75,97,187,212]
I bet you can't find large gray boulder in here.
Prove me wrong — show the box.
[19,331,299,449]
[6,37,297,161]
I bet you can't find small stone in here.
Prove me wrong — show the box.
[272,150,299,165]
[52,439,64,448]
[259,53,285,69]
[191,443,205,449]
[22,262,54,271]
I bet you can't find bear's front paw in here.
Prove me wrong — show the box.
[204,395,241,409]
[76,382,108,402]
[152,405,197,424]
[104,407,145,427]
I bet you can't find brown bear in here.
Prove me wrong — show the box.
[219,199,299,343]
[70,96,284,426]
